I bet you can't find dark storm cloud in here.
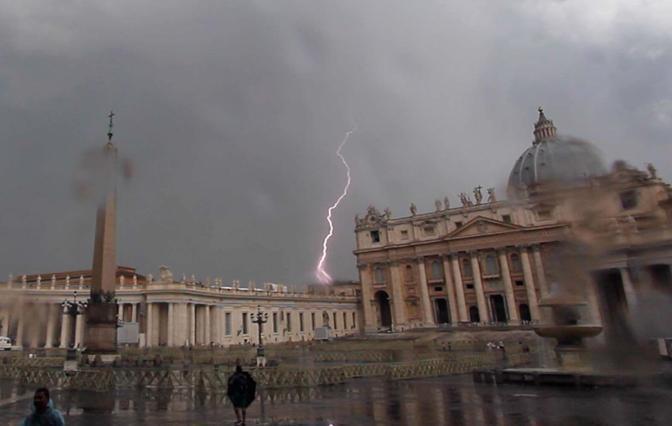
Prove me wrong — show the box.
[1,1,671,286]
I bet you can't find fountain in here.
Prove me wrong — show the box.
[473,289,620,386]
[534,294,602,370]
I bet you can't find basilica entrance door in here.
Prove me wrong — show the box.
[435,298,450,324]
[489,294,507,323]
[375,291,392,329]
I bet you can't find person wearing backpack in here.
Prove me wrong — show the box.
[227,364,256,425]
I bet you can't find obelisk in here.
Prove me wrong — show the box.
[84,111,119,353]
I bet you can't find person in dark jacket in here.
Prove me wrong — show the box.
[227,365,256,425]
[23,387,65,426]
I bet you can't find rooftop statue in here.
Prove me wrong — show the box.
[159,265,174,283]
[410,203,417,216]
[435,199,442,212]
[648,163,658,179]
[384,208,392,219]
[443,196,450,210]
[473,186,483,205]
[487,187,497,203]
[459,193,473,208]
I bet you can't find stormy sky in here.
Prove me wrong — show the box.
[1,1,670,286]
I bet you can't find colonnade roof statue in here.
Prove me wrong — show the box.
[507,108,607,198]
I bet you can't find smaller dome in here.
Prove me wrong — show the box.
[507,109,607,197]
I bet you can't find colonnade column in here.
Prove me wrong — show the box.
[619,268,638,310]
[0,309,9,337]
[204,305,211,345]
[45,304,56,348]
[450,256,468,322]
[441,256,459,325]
[389,262,406,329]
[498,250,519,324]
[189,303,196,345]
[131,303,138,322]
[145,303,153,347]
[59,307,70,349]
[15,312,24,347]
[520,247,540,321]
[74,309,85,348]
[117,303,124,322]
[470,252,489,323]
[416,258,434,325]
[358,264,376,332]
[532,245,549,297]
[167,303,174,347]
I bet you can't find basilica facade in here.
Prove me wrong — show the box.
[354,110,672,338]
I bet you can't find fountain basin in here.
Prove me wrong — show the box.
[534,325,603,341]
[538,295,588,307]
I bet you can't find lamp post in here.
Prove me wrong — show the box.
[251,305,268,367]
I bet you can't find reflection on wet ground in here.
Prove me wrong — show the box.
[2,375,672,425]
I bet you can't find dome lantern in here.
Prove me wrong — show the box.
[533,107,557,144]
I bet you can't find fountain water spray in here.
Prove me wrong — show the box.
[315,124,357,284]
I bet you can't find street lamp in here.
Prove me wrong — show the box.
[60,291,88,352]
[61,290,88,316]
[251,305,268,367]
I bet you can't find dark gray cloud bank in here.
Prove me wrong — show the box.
[1,1,670,286]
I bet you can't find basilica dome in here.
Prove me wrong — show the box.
[507,109,606,197]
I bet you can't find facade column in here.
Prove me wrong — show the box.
[417,259,434,325]
[520,247,540,321]
[532,245,550,297]
[59,307,71,349]
[442,256,459,325]
[117,303,124,322]
[204,305,211,345]
[167,303,174,347]
[45,305,56,348]
[131,303,138,322]
[450,256,468,322]
[586,278,603,325]
[358,265,376,332]
[74,310,85,348]
[189,303,196,345]
[498,250,519,324]
[470,252,490,323]
[388,262,406,329]
[620,268,637,310]
[145,303,153,347]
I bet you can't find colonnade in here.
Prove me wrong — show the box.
[143,301,359,348]
[0,300,359,349]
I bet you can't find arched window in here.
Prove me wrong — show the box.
[510,254,522,273]
[404,265,414,282]
[461,258,473,278]
[431,260,443,280]
[374,266,385,284]
[484,254,499,275]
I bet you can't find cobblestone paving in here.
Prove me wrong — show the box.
[2,375,672,425]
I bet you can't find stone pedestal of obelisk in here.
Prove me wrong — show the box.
[84,136,119,354]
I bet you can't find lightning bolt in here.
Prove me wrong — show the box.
[316,125,357,284]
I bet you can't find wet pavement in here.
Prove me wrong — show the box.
[2,375,672,425]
